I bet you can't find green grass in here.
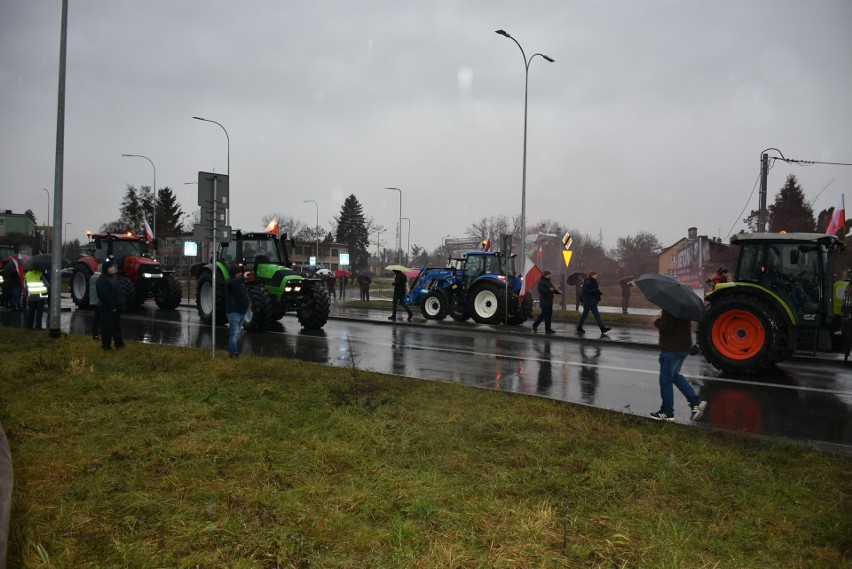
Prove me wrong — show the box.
[1,328,850,568]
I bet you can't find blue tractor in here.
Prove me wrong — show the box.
[404,251,533,325]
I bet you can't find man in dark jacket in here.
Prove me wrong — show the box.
[388,270,413,321]
[577,271,611,335]
[532,271,561,334]
[95,258,126,350]
[649,310,707,422]
[226,263,250,358]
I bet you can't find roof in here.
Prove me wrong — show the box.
[731,232,841,245]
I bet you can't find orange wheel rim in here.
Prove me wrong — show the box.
[712,309,766,360]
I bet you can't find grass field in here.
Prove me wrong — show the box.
[1,328,850,568]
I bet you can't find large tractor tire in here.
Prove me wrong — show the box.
[269,298,288,321]
[70,264,93,308]
[449,300,469,322]
[468,282,505,325]
[506,293,533,326]
[244,285,277,332]
[697,295,788,375]
[154,273,183,310]
[118,275,142,311]
[297,282,330,330]
[421,289,450,320]
[196,272,227,326]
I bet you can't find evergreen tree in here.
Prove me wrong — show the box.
[157,187,184,235]
[768,174,816,232]
[25,209,37,224]
[334,194,370,268]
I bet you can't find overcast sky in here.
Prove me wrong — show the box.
[2,0,850,253]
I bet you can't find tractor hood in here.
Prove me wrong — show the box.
[123,256,162,277]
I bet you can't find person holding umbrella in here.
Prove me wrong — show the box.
[387,266,414,322]
[24,266,49,329]
[576,272,611,336]
[634,273,708,422]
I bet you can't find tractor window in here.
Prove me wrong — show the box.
[484,255,503,275]
[219,241,237,264]
[741,242,821,316]
[464,255,484,279]
[111,240,142,260]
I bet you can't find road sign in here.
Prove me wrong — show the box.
[194,223,231,242]
[197,171,229,208]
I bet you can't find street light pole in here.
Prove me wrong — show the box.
[401,217,411,264]
[441,234,451,259]
[42,188,50,251]
[193,116,230,224]
[496,29,554,258]
[121,153,156,247]
[386,187,402,263]
[304,199,319,266]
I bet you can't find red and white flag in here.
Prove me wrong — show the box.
[481,233,491,252]
[535,245,543,266]
[825,194,846,237]
[144,219,155,242]
[266,220,279,235]
[520,255,543,300]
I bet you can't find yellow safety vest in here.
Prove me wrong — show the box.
[26,270,49,299]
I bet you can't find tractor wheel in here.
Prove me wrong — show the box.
[449,302,469,322]
[196,272,226,326]
[506,293,533,326]
[269,299,287,322]
[422,289,450,320]
[70,264,92,308]
[468,282,505,325]
[697,295,788,375]
[118,275,141,311]
[297,282,330,330]
[244,285,277,332]
[154,274,183,310]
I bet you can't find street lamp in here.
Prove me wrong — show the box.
[386,187,402,263]
[401,217,411,264]
[42,188,50,251]
[495,29,554,257]
[303,199,319,266]
[441,233,451,259]
[192,116,230,223]
[121,153,156,246]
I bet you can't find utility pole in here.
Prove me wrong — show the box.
[758,152,769,233]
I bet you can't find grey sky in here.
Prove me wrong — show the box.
[2,0,850,253]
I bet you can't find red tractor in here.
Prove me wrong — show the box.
[70,233,182,311]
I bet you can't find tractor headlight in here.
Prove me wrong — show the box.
[142,272,163,279]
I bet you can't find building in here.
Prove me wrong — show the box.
[659,227,733,291]
[0,210,37,239]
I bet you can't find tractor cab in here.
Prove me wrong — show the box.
[218,231,292,273]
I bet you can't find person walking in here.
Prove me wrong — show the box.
[532,270,561,334]
[225,263,250,358]
[95,258,126,350]
[363,273,372,301]
[326,275,337,302]
[388,269,413,322]
[620,279,634,314]
[339,273,347,300]
[89,267,101,340]
[649,309,707,422]
[576,271,611,335]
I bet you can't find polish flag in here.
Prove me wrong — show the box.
[266,220,279,235]
[535,245,543,266]
[144,219,155,242]
[520,255,543,301]
[481,234,491,252]
[825,194,846,237]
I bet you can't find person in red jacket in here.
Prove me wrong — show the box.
[711,267,729,290]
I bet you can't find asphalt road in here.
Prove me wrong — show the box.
[5,297,851,455]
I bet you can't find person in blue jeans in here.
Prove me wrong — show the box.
[650,310,707,422]
[226,263,250,358]
[576,271,611,335]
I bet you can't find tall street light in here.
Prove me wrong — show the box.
[401,217,411,264]
[386,187,402,263]
[303,199,319,266]
[193,116,230,223]
[496,29,554,258]
[42,188,50,251]
[121,153,156,246]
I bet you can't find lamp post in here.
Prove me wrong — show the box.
[495,29,554,257]
[401,217,411,264]
[441,234,451,259]
[192,116,230,224]
[121,153,156,246]
[386,187,402,263]
[42,188,50,251]
[303,199,319,266]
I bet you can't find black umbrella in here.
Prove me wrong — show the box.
[24,254,71,272]
[635,273,705,321]
[566,271,587,286]
[619,276,636,284]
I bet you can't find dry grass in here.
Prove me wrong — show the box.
[0,328,850,568]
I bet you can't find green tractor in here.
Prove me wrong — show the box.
[191,231,330,331]
[698,232,851,375]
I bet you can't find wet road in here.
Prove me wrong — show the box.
[5,298,851,455]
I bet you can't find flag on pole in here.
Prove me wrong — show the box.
[266,220,279,235]
[825,194,846,237]
[144,219,154,242]
[535,245,543,266]
[521,255,543,300]
[480,233,491,252]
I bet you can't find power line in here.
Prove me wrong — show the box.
[773,157,852,167]
[725,171,761,241]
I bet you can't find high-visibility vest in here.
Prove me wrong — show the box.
[25,270,49,299]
